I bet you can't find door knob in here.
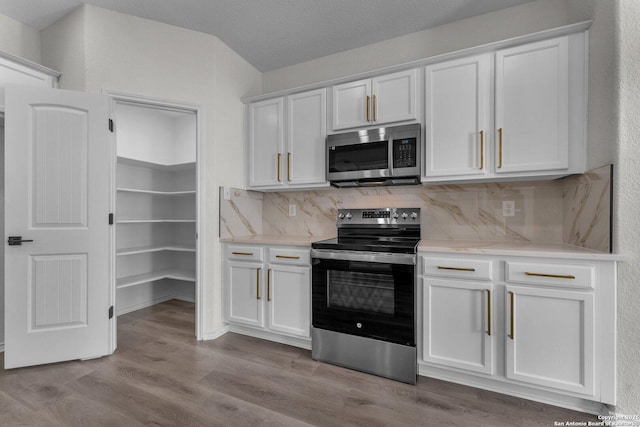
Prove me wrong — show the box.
[8,236,34,246]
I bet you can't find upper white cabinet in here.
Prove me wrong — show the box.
[423,33,587,183]
[248,89,327,190]
[249,97,284,188]
[495,36,569,174]
[424,54,491,179]
[332,69,418,131]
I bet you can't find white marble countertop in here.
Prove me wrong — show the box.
[220,235,334,246]
[221,235,624,261]
[418,240,625,261]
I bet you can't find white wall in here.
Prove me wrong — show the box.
[40,4,262,338]
[615,0,640,415]
[0,13,41,63]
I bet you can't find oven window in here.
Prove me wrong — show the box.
[327,270,394,315]
[328,141,388,172]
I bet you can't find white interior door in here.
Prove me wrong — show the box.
[4,85,113,368]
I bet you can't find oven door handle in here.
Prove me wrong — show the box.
[311,249,416,265]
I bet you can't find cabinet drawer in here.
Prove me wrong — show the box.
[421,257,493,281]
[505,261,594,289]
[226,245,263,262]
[268,248,310,266]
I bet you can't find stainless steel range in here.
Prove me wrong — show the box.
[311,208,420,384]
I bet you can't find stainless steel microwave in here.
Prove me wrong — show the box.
[326,123,421,188]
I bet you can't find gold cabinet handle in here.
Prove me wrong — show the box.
[287,152,291,182]
[498,128,503,168]
[366,95,370,122]
[372,94,377,122]
[525,272,576,279]
[508,291,514,340]
[277,153,281,182]
[437,266,476,272]
[231,251,254,256]
[256,268,261,300]
[486,289,491,336]
[275,255,300,260]
[479,130,485,169]
[267,269,272,302]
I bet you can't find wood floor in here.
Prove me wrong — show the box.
[0,300,598,426]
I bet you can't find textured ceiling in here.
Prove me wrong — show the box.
[0,0,534,71]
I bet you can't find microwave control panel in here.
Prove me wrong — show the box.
[392,138,417,169]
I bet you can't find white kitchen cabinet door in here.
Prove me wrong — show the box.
[505,285,594,396]
[267,265,310,338]
[371,69,417,126]
[423,278,493,374]
[248,97,284,187]
[495,36,569,174]
[332,79,371,130]
[424,55,490,179]
[287,89,327,186]
[4,85,112,368]
[227,262,264,328]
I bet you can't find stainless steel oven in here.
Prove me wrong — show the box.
[311,208,420,384]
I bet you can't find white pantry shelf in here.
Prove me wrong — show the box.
[117,187,196,196]
[117,156,195,171]
[117,219,196,224]
[116,269,196,289]
[117,245,196,256]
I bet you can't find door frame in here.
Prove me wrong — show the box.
[104,90,205,342]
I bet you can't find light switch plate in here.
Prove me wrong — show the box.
[223,187,231,200]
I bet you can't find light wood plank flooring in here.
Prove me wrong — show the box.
[0,300,599,426]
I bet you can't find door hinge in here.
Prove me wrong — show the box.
[108,119,114,132]
[108,306,114,319]
[109,213,114,225]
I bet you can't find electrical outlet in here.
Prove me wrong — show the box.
[503,200,515,217]
[223,187,231,200]
[289,204,296,217]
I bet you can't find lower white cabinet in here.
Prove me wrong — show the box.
[419,252,615,408]
[423,278,493,375]
[224,243,311,345]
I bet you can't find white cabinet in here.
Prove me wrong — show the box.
[248,89,327,190]
[114,100,198,316]
[224,243,311,346]
[505,285,594,395]
[332,69,417,131]
[423,278,493,375]
[495,36,569,174]
[0,53,59,103]
[424,54,491,179]
[419,252,615,406]
[423,34,586,183]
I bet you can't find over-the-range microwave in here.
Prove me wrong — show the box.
[326,123,421,188]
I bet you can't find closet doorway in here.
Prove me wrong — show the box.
[109,92,203,343]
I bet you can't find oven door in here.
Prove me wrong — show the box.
[311,250,415,346]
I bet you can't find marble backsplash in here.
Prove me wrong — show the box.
[220,165,612,252]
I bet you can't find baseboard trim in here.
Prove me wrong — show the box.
[227,324,311,350]
[116,294,195,316]
[0,342,4,353]
[201,325,229,341]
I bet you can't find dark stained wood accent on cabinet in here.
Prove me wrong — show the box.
[0,300,597,426]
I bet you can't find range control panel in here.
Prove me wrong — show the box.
[336,208,420,225]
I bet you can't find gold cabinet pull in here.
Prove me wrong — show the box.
[277,153,281,182]
[479,130,485,169]
[366,95,370,122]
[267,269,272,302]
[287,152,291,182]
[256,268,261,300]
[275,255,300,260]
[486,289,491,336]
[372,94,377,121]
[498,128,503,168]
[437,266,476,272]
[508,291,514,340]
[231,251,254,256]
[525,272,576,279]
